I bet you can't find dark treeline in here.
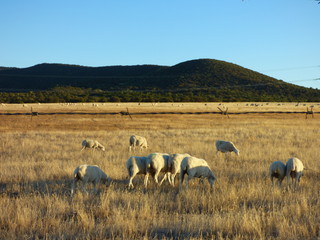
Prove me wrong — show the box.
[1,59,319,103]
[0,86,319,103]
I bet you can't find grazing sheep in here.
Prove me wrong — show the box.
[180,156,216,191]
[126,156,152,189]
[147,153,171,186]
[81,139,105,151]
[164,153,191,186]
[286,157,304,189]
[216,140,239,156]
[269,161,286,186]
[129,135,148,152]
[71,165,110,195]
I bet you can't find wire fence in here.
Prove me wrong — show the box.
[0,110,318,116]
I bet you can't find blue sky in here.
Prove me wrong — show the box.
[1,0,319,89]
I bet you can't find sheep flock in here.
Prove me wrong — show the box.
[73,136,306,195]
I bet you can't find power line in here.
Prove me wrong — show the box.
[261,65,320,72]
[290,78,320,83]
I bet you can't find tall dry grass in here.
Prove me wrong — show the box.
[0,103,319,239]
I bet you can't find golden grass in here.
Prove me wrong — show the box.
[0,102,319,239]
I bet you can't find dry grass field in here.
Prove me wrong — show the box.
[0,102,319,239]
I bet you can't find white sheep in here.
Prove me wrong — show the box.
[126,156,152,189]
[179,156,216,191]
[81,139,105,151]
[269,161,286,187]
[129,135,148,152]
[147,153,171,186]
[215,140,239,156]
[286,157,304,189]
[164,153,191,186]
[71,164,111,195]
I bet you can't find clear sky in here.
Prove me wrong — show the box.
[1,0,319,89]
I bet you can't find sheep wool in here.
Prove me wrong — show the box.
[180,156,216,191]
[166,153,191,186]
[269,161,286,186]
[81,139,105,151]
[286,157,304,189]
[147,153,171,186]
[126,156,152,189]
[71,165,110,195]
[129,135,148,152]
[216,140,239,156]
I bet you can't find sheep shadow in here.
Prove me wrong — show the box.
[0,173,210,199]
[147,227,225,240]
[0,178,74,198]
[0,176,137,198]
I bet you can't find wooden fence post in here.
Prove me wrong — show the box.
[306,107,314,119]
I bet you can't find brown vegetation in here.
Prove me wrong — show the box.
[0,103,319,239]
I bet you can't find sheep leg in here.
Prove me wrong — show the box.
[128,177,134,189]
[185,175,193,190]
[127,166,136,189]
[153,172,159,184]
[71,178,78,196]
[199,177,204,184]
[271,176,274,187]
[170,173,176,187]
[129,144,135,152]
[208,178,215,192]
[92,182,98,194]
[81,182,89,195]
[286,174,291,190]
[278,179,283,187]
[159,173,168,186]
[168,173,173,186]
[297,173,302,187]
[294,175,300,189]
[179,172,185,192]
[144,173,149,188]
[128,172,136,189]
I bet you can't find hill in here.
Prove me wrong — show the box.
[0,59,319,102]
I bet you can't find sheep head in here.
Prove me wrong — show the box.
[209,171,217,181]
[102,177,112,186]
[234,149,240,156]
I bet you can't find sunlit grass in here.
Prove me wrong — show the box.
[0,103,319,239]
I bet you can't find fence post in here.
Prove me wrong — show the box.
[306,107,314,119]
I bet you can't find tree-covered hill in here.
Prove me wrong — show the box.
[153,59,284,89]
[0,63,167,91]
[0,59,319,103]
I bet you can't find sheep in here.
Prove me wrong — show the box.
[71,164,111,195]
[81,139,105,151]
[126,156,152,189]
[286,157,304,189]
[129,135,148,152]
[269,161,286,187]
[179,156,216,191]
[215,140,239,156]
[163,153,191,186]
[147,153,171,186]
